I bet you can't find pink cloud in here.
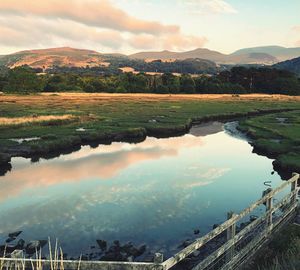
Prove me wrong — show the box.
[162,34,208,51]
[129,33,208,51]
[0,0,179,35]
[0,0,208,53]
[0,16,124,49]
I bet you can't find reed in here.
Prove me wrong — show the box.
[0,238,80,270]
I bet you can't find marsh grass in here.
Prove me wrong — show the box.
[238,110,300,175]
[0,93,299,175]
[246,223,300,270]
[0,238,82,270]
[258,238,300,270]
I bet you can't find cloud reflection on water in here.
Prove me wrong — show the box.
[0,135,204,202]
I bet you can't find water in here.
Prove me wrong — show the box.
[0,122,283,259]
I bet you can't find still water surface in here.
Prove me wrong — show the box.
[0,122,283,258]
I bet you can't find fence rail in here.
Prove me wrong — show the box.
[0,173,299,270]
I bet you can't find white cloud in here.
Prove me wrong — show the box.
[128,33,207,51]
[182,0,237,14]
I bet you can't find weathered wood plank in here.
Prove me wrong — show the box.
[192,212,268,270]
[220,204,297,270]
[163,173,299,269]
[192,196,298,270]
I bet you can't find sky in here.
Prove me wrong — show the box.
[0,0,299,55]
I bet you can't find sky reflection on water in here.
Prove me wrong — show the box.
[0,122,282,257]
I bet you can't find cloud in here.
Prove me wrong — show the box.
[128,33,208,51]
[292,26,300,31]
[183,0,237,14]
[0,25,40,47]
[0,0,208,53]
[0,0,178,35]
[180,167,230,188]
[0,15,124,50]
[162,34,208,51]
[128,35,156,50]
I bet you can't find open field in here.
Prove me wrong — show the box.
[0,93,299,176]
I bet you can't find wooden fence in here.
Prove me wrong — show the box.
[1,173,299,270]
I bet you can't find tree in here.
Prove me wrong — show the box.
[83,82,96,93]
[3,66,42,93]
[274,77,300,95]
[180,75,196,93]
[90,78,109,92]
[155,84,169,94]
[162,73,180,93]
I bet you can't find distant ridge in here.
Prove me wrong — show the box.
[273,56,300,75]
[129,48,226,62]
[0,47,108,69]
[1,45,300,69]
[129,48,278,65]
[232,46,300,61]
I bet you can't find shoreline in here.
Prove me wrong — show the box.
[0,107,298,177]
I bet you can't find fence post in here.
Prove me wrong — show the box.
[266,191,273,232]
[291,173,298,205]
[154,253,163,263]
[226,212,236,262]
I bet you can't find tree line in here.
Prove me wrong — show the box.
[0,65,299,95]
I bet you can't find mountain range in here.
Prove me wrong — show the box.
[129,46,300,64]
[0,45,300,69]
[129,48,279,65]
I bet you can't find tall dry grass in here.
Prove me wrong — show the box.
[0,238,82,270]
[0,115,75,126]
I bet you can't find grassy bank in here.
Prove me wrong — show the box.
[0,93,299,176]
[245,221,300,270]
[238,110,300,178]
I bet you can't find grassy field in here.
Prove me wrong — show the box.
[0,93,299,176]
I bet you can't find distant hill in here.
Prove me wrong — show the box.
[226,52,277,65]
[0,47,219,75]
[0,47,109,69]
[232,46,300,61]
[1,45,300,70]
[129,48,277,65]
[273,57,300,75]
[129,58,218,74]
[129,48,226,62]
